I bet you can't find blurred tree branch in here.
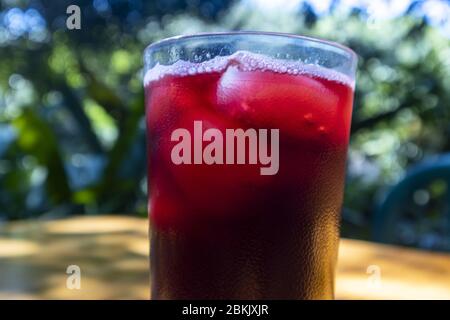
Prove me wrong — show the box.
[351,103,410,134]
[77,56,129,130]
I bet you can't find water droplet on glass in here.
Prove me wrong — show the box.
[318,126,328,135]
[303,113,314,125]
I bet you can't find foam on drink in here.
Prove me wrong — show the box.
[144,51,354,89]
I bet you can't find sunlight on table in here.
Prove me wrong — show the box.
[0,216,449,300]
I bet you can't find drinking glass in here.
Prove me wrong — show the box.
[144,32,357,299]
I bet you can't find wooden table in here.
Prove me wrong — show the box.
[0,216,449,300]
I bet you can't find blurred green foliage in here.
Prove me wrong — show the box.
[0,0,450,246]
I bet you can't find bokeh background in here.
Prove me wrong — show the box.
[0,0,450,251]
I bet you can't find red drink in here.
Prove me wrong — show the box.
[145,50,354,299]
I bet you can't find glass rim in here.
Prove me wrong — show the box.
[144,31,358,62]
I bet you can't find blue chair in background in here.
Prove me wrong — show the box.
[373,153,450,251]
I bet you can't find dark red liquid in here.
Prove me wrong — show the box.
[145,52,354,299]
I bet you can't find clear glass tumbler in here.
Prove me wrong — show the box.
[144,32,357,299]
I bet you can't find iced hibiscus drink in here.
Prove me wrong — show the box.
[145,51,354,299]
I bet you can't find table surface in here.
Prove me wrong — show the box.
[0,215,449,300]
